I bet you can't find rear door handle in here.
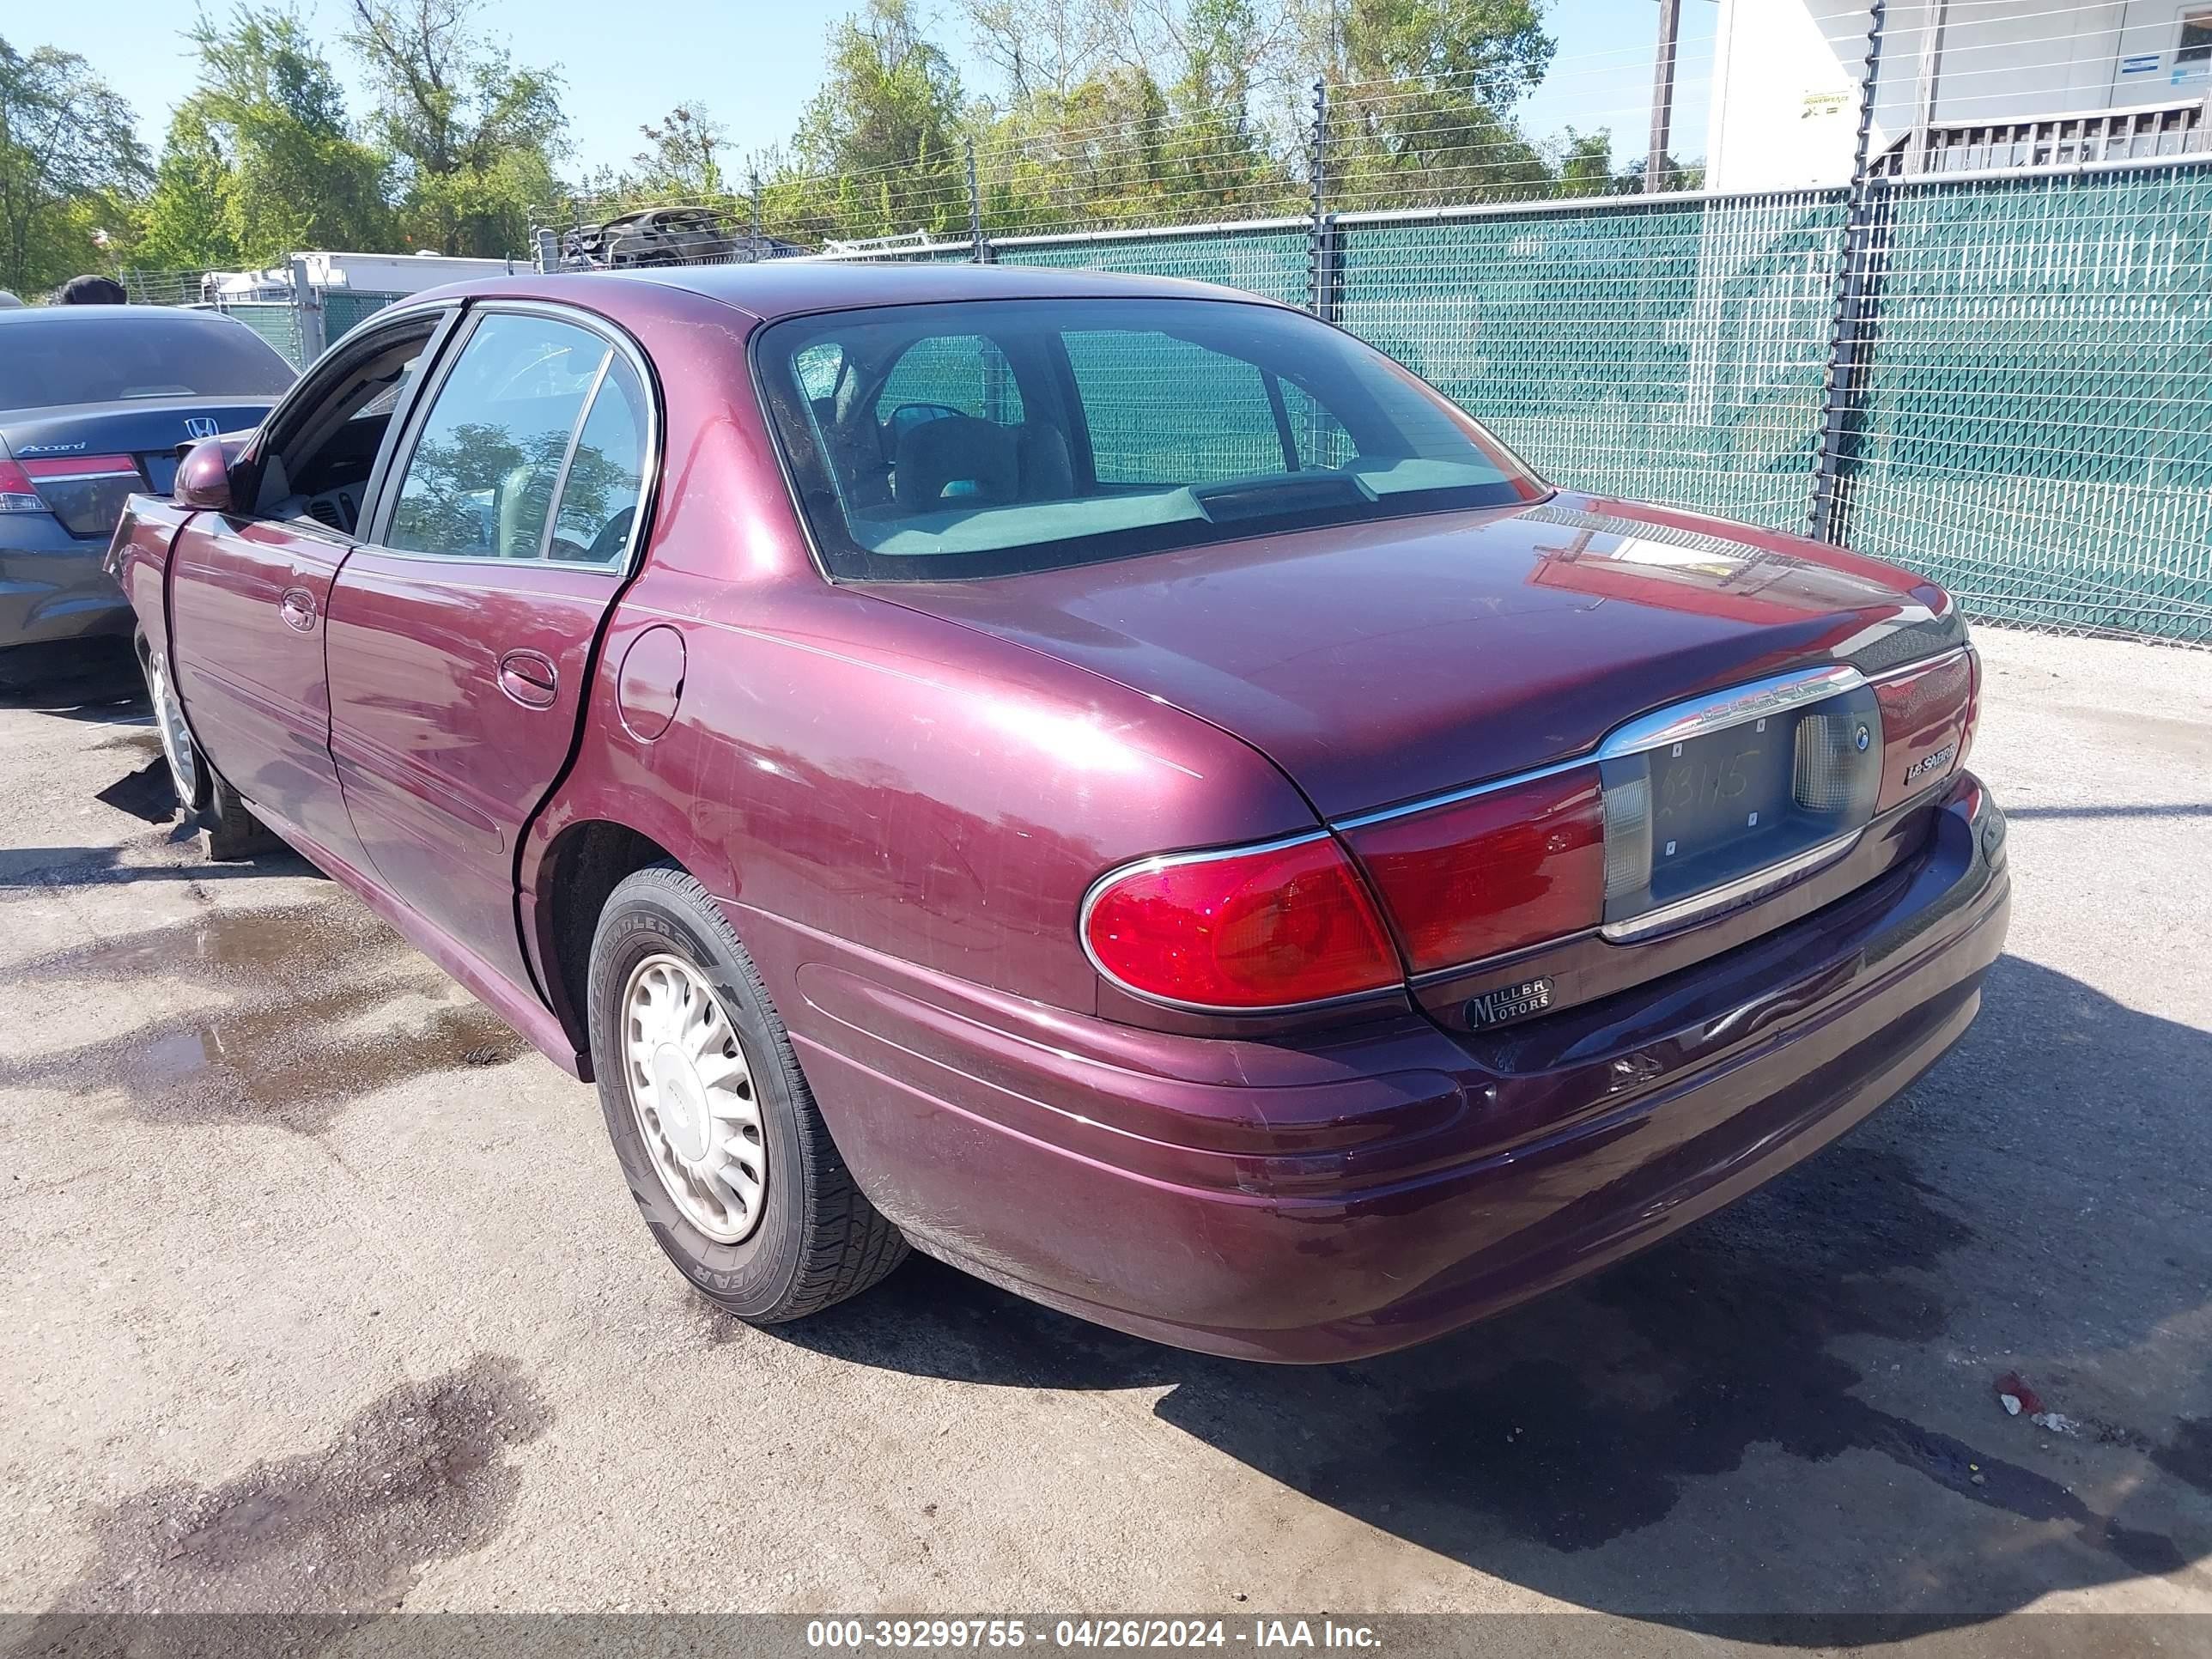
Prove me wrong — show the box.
[497,648,559,708]
[279,587,317,632]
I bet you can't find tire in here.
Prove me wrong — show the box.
[142,642,210,816]
[200,770,283,861]
[587,861,906,1323]
[142,638,277,860]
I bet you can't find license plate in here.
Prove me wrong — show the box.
[1647,722,1794,883]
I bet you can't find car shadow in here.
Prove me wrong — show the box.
[0,645,144,715]
[766,953,2211,1636]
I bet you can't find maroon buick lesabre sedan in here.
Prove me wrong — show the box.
[108,264,2008,1362]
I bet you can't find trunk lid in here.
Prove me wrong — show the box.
[2,398,273,539]
[865,492,1964,820]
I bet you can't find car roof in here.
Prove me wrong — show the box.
[408,258,1297,325]
[0,303,261,331]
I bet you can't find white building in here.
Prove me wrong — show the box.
[1705,0,2212,191]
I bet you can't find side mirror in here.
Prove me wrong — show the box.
[173,437,241,513]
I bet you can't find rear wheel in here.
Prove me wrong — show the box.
[586,862,906,1323]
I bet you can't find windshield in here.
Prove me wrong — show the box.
[755,297,1543,580]
[0,313,296,410]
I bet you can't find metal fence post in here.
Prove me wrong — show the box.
[288,255,327,365]
[750,169,765,258]
[1645,0,1682,192]
[965,138,987,264]
[1809,0,1890,544]
[1306,80,1341,323]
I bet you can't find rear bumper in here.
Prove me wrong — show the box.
[0,519,132,654]
[755,774,2009,1363]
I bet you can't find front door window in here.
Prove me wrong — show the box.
[386,311,611,562]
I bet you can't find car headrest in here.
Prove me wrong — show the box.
[895,415,1018,511]
[1018,424,1074,501]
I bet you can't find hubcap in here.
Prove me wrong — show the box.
[150,653,198,809]
[621,953,765,1243]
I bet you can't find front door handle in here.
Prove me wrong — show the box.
[279,587,317,632]
[497,648,559,708]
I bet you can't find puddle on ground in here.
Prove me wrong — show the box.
[8,904,531,1133]
[93,726,164,757]
[23,902,400,986]
[28,1353,549,1619]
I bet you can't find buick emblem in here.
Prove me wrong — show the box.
[184,416,221,441]
[1854,724,1872,752]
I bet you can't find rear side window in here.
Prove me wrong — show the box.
[549,356,648,565]
[386,311,613,561]
[0,314,295,410]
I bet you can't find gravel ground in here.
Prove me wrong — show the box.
[0,627,2206,1654]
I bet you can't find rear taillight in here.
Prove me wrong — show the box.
[1873,650,1973,811]
[12,453,145,538]
[0,459,45,514]
[20,453,139,482]
[1081,834,1401,1011]
[1342,768,1607,973]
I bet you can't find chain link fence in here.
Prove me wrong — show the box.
[117,266,413,369]
[1835,163,2212,642]
[109,3,2212,646]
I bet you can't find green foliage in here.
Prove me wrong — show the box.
[344,0,567,255]
[633,106,727,200]
[0,37,149,295]
[134,101,243,270]
[795,0,967,177]
[46,0,1603,284]
[136,9,391,269]
[1321,0,1559,210]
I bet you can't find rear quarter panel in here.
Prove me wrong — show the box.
[517,281,1331,1038]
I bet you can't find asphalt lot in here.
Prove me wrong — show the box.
[1,627,2208,1651]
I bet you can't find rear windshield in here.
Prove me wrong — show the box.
[755,297,1542,580]
[0,313,296,410]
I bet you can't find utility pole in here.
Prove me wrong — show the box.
[1645,0,1684,192]
[1909,0,1950,173]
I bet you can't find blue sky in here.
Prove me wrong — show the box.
[32,0,1716,181]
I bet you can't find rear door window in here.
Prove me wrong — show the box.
[547,356,648,566]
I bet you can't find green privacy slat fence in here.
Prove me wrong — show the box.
[992,225,1310,308]
[325,289,410,346]
[212,301,306,368]
[1338,192,1848,534]
[1835,165,2212,643]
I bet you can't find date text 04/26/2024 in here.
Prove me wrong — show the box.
[804,1619,1383,1650]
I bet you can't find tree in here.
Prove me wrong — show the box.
[1301,0,1558,210]
[344,0,566,255]
[788,0,969,240]
[0,38,149,295]
[134,100,244,270]
[1329,0,1553,109]
[136,8,390,269]
[631,105,727,200]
